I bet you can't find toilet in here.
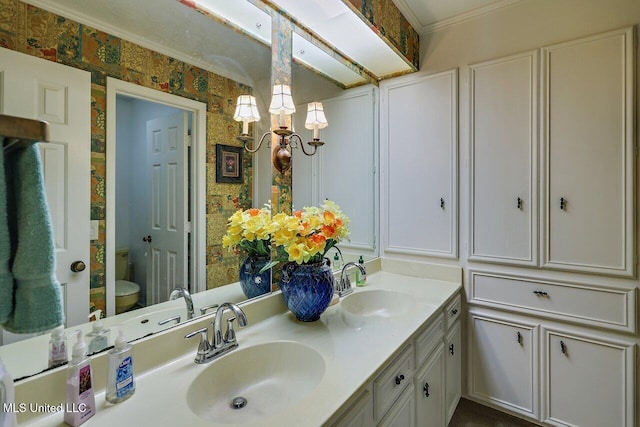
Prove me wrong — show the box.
[115,249,141,314]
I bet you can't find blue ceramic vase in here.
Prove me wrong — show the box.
[280,258,334,322]
[239,256,272,299]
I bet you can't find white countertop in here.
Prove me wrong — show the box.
[24,266,461,427]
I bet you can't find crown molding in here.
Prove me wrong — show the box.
[22,0,254,87]
[394,0,526,35]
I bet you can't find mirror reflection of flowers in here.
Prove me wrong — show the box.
[272,200,350,264]
[222,205,273,258]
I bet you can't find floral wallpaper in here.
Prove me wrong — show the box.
[0,0,253,314]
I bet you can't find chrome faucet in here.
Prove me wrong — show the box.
[336,262,366,297]
[185,302,248,364]
[169,286,195,320]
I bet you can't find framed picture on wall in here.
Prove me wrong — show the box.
[216,144,243,184]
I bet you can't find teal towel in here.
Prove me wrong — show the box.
[2,144,64,333]
[0,138,13,323]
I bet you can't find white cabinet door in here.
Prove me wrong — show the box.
[541,27,635,277]
[333,389,374,427]
[444,320,462,423]
[469,51,538,265]
[378,384,415,427]
[469,314,538,419]
[415,344,445,427]
[544,330,635,427]
[381,69,458,259]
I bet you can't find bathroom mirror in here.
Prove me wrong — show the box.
[0,0,379,380]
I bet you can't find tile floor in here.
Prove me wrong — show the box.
[449,399,540,427]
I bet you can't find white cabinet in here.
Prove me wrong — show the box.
[543,330,635,427]
[468,313,539,419]
[541,27,635,277]
[332,389,374,427]
[378,385,415,427]
[381,69,458,259]
[415,344,445,427]
[468,27,635,277]
[444,320,461,423]
[469,50,538,266]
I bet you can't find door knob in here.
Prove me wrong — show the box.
[70,261,86,272]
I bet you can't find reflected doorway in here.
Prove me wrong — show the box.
[106,78,207,318]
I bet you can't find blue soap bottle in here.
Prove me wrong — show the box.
[105,328,135,404]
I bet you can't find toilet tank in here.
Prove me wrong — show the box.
[115,249,130,281]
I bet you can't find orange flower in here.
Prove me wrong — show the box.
[321,224,336,238]
[294,210,303,218]
[323,211,335,224]
[309,234,326,247]
[248,208,260,217]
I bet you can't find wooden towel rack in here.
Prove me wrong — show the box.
[1,114,50,153]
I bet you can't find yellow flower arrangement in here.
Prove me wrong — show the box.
[222,207,272,258]
[271,200,350,264]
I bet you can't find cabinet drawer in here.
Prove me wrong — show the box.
[444,294,461,329]
[374,345,413,421]
[470,271,636,332]
[415,313,443,368]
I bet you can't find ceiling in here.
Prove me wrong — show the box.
[25,0,523,95]
[394,0,523,33]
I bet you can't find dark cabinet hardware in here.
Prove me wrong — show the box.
[533,290,549,296]
[560,197,566,210]
[395,374,405,385]
[517,331,522,344]
[423,382,430,397]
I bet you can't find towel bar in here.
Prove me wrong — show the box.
[1,114,49,153]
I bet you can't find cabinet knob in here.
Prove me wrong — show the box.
[517,331,522,345]
[143,235,152,243]
[560,197,566,210]
[395,374,405,385]
[451,308,458,316]
[517,197,522,209]
[423,382,430,397]
[533,290,549,297]
[440,198,445,209]
[449,344,455,356]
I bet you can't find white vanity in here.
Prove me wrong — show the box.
[16,258,462,427]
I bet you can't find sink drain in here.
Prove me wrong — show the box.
[231,396,247,409]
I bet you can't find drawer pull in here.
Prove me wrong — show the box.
[395,374,405,385]
[560,197,566,210]
[560,340,567,355]
[449,344,455,356]
[440,198,445,209]
[423,382,430,397]
[517,197,522,209]
[517,331,522,344]
[533,290,549,297]
[451,308,458,316]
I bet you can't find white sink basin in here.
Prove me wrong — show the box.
[340,290,415,326]
[187,341,325,424]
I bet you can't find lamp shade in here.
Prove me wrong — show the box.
[304,102,328,130]
[233,95,260,122]
[268,84,296,115]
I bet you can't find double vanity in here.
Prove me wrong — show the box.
[17,258,462,426]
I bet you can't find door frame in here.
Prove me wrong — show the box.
[105,77,207,317]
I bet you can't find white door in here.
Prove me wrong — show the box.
[0,48,90,334]
[145,112,188,305]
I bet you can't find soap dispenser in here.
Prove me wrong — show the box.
[48,325,68,368]
[0,356,18,427]
[106,328,135,404]
[64,330,96,426]
[355,255,366,287]
[86,310,109,354]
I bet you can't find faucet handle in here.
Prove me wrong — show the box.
[158,315,181,326]
[185,327,212,364]
[200,304,219,315]
[224,317,237,344]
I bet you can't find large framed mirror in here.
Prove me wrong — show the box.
[0,0,380,380]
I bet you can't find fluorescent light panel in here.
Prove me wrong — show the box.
[194,0,272,44]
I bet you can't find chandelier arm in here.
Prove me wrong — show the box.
[243,131,271,153]
[292,134,318,156]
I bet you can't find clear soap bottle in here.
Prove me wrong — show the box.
[106,329,135,404]
[48,325,67,368]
